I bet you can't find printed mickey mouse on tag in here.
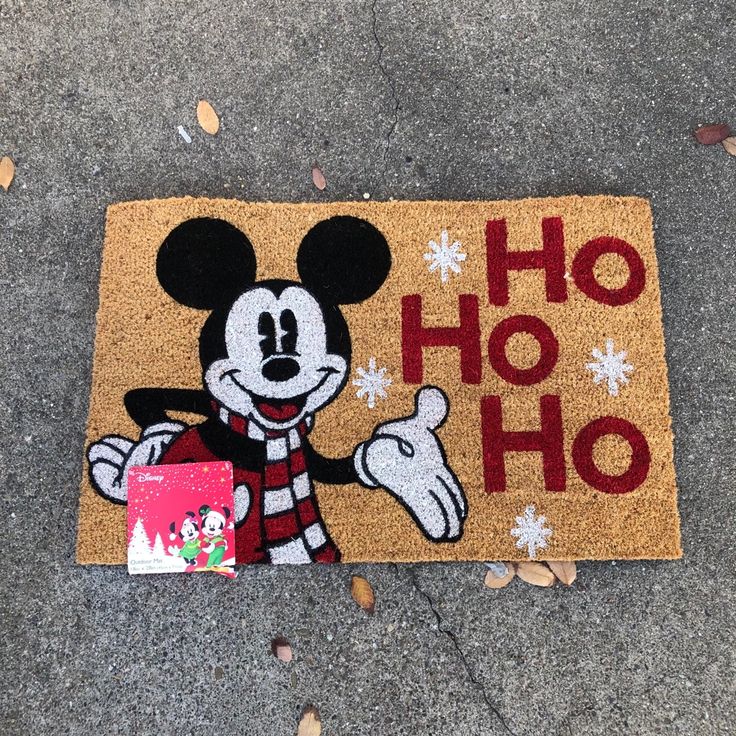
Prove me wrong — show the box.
[87,216,468,564]
[198,504,231,568]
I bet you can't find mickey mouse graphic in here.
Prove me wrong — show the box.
[199,504,230,568]
[87,216,468,564]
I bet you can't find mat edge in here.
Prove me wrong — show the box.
[641,201,684,558]
[77,552,683,566]
[103,193,653,216]
[75,204,118,565]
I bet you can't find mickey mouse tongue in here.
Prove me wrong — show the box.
[256,399,301,422]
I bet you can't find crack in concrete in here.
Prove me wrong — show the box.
[405,566,517,736]
[370,0,400,177]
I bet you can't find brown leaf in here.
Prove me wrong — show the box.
[0,156,15,191]
[351,575,375,614]
[694,123,730,145]
[311,164,326,191]
[297,705,321,736]
[197,100,220,135]
[271,636,293,663]
[517,561,556,587]
[722,136,736,156]
[483,562,516,589]
[546,561,577,586]
[213,665,224,680]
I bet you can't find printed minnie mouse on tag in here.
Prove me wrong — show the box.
[88,216,468,565]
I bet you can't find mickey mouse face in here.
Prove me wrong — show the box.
[202,516,223,537]
[156,216,391,430]
[205,283,348,425]
[198,505,230,537]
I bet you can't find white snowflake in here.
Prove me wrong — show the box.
[510,505,552,559]
[352,357,392,409]
[586,338,634,397]
[424,230,467,283]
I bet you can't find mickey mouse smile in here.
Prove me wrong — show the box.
[222,363,341,424]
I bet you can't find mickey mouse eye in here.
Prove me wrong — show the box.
[280,309,298,354]
[258,312,277,357]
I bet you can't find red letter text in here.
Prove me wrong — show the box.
[572,416,651,494]
[481,394,566,493]
[486,217,567,306]
[571,236,645,306]
[402,294,482,384]
[487,315,559,386]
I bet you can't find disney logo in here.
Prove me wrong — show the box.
[135,472,164,483]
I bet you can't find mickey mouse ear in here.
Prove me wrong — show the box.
[156,218,257,310]
[297,216,391,305]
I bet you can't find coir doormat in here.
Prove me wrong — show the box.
[77,196,681,565]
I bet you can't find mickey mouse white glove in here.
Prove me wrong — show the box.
[353,386,468,542]
[87,422,186,503]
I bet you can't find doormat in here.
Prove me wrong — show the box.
[77,196,681,565]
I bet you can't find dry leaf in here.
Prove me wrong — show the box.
[483,561,516,589]
[271,636,293,663]
[546,561,577,586]
[213,665,224,680]
[351,575,375,614]
[311,165,326,191]
[694,123,730,145]
[0,156,15,191]
[517,561,556,587]
[722,137,736,156]
[197,100,220,135]
[297,705,321,736]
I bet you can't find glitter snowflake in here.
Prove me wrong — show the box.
[586,338,634,397]
[352,357,392,409]
[424,230,467,283]
[510,505,552,559]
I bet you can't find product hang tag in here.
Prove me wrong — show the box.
[127,461,236,578]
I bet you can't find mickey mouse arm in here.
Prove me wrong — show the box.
[303,441,358,484]
[349,387,469,542]
[89,390,205,504]
[124,388,212,429]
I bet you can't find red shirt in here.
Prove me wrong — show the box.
[160,427,267,564]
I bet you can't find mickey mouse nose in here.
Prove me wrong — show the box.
[262,357,300,382]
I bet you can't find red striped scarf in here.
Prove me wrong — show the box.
[213,402,339,564]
